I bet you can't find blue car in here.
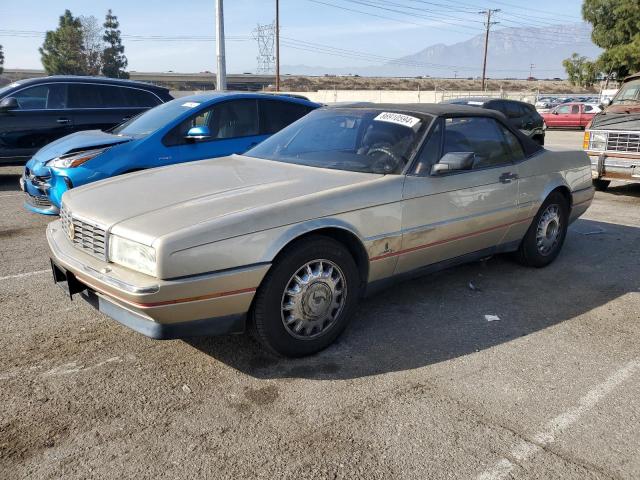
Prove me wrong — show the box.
[21,92,319,214]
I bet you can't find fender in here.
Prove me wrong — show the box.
[265,217,368,261]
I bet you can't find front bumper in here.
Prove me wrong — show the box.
[20,170,65,215]
[587,151,640,182]
[47,220,270,339]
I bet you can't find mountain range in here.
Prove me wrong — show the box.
[282,23,601,79]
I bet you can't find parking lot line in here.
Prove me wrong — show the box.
[0,269,49,281]
[476,359,640,480]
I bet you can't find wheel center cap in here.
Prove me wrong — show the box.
[303,282,333,318]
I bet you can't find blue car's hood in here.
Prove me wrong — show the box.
[28,130,133,174]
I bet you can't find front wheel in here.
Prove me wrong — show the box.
[516,192,569,268]
[250,236,360,357]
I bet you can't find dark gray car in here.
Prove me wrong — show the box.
[442,97,545,145]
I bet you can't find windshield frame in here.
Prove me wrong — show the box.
[244,107,433,175]
[612,79,640,105]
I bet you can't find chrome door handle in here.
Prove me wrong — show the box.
[499,172,519,183]
[56,118,71,124]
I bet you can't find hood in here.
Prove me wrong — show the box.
[63,155,390,246]
[590,109,640,131]
[27,130,133,174]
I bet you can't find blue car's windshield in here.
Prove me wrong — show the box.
[245,108,431,174]
[112,98,204,136]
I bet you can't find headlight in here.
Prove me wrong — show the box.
[588,131,607,151]
[47,147,108,168]
[109,235,157,277]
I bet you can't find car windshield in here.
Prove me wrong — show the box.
[112,98,204,136]
[245,108,430,174]
[0,81,23,98]
[612,79,640,105]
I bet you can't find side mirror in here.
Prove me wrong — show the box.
[185,125,211,142]
[0,97,19,112]
[431,152,475,175]
[552,111,559,115]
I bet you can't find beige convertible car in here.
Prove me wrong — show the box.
[48,104,593,356]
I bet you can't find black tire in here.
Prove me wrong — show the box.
[250,235,360,357]
[516,192,569,268]
[593,179,610,192]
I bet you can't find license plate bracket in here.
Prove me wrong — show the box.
[50,260,86,299]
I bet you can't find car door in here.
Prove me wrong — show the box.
[0,83,72,162]
[163,99,261,164]
[550,105,570,127]
[68,84,155,134]
[397,116,526,275]
[568,104,581,127]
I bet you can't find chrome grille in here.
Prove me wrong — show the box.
[25,193,52,208]
[60,205,108,260]
[607,132,640,153]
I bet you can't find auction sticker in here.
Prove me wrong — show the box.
[374,112,421,129]
[181,102,201,108]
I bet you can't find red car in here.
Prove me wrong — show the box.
[541,102,599,129]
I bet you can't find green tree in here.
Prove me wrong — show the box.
[39,10,87,75]
[0,45,4,75]
[101,10,128,79]
[80,15,104,76]
[583,0,640,79]
[563,53,598,87]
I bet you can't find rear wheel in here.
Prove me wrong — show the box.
[593,179,610,191]
[250,236,360,357]
[516,192,569,268]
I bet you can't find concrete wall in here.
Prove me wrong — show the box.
[170,89,538,104]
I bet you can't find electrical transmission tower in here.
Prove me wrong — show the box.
[252,22,275,74]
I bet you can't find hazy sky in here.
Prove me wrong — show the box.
[0,0,587,73]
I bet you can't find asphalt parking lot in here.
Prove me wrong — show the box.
[1,129,639,479]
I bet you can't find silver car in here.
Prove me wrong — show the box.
[47,104,594,356]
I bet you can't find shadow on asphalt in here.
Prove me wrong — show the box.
[0,171,21,192]
[605,182,640,198]
[186,218,639,380]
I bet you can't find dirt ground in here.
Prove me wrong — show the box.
[1,130,639,479]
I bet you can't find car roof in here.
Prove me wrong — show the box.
[6,75,170,92]
[443,97,534,108]
[328,102,510,119]
[174,91,319,106]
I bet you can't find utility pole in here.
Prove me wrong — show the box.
[480,8,499,91]
[215,0,227,91]
[275,0,280,91]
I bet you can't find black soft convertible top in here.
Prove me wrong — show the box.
[330,102,543,157]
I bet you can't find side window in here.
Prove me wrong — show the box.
[123,88,162,108]
[12,84,67,110]
[259,100,312,134]
[413,120,442,176]
[499,125,525,161]
[99,85,128,107]
[163,106,214,146]
[504,102,522,119]
[442,117,512,169]
[556,105,570,114]
[584,105,594,113]
[210,100,259,139]
[570,105,580,114]
[68,84,104,108]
